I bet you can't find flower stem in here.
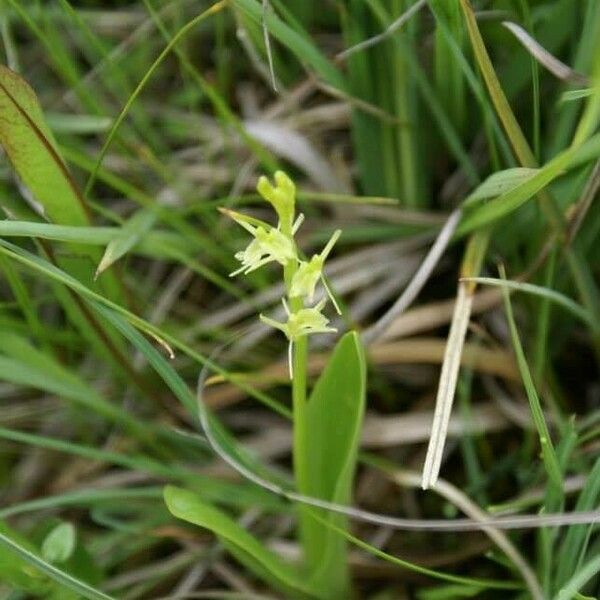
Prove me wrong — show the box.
[283,225,312,565]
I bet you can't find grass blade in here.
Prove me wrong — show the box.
[460,276,593,326]
[95,207,158,277]
[500,267,563,491]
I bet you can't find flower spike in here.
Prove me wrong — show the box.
[223,172,342,379]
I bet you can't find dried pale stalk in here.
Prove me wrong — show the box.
[421,282,473,489]
[502,22,589,86]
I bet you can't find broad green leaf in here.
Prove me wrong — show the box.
[41,523,76,564]
[0,66,138,391]
[302,332,366,596]
[164,486,317,598]
[0,65,88,226]
[96,207,158,277]
[463,168,539,207]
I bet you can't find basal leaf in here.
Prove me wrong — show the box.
[302,331,366,596]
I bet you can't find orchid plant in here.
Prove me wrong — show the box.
[217,173,365,598]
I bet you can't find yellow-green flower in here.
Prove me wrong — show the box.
[260,298,336,377]
[222,208,296,276]
[290,229,341,311]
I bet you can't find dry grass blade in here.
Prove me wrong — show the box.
[421,282,473,489]
[336,0,427,60]
[204,338,518,408]
[261,0,278,92]
[362,208,462,344]
[502,21,590,86]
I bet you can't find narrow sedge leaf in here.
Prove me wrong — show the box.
[554,457,600,589]
[85,1,228,195]
[500,269,563,490]
[164,486,319,597]
[554,552,600,600]
[41,523,76,564]
[96,207,158,278]
[0,220,192,258]
[305,511,520,590]
[459,0,536,167]
[46,113,113,134]
[460,277,593,326]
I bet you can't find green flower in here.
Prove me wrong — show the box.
[222,208,296,276]
[260,298,336,377]
[290,229,341,312]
